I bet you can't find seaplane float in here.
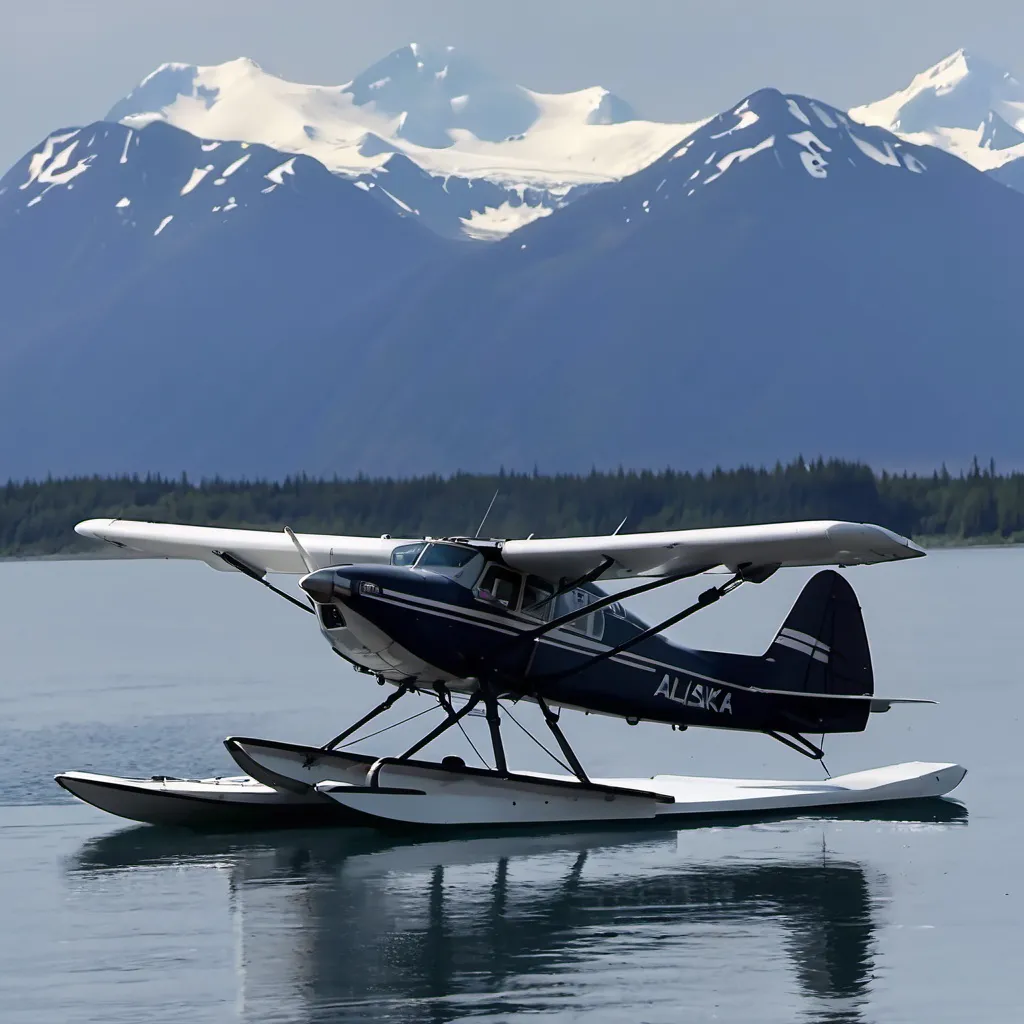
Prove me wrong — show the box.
[56,516,966,830]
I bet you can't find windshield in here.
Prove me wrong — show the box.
[391,542,427,567]
[416,543,479,569]
[390,541,483,584]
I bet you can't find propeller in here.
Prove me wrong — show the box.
[284,526,317,574]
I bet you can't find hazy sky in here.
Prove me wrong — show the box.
[3,0,1024,170]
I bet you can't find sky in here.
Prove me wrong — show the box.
[3,0,1024,170]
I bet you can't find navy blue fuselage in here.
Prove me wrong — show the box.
[300,543,873,737]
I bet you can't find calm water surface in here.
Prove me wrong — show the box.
[1,551,1021,1022]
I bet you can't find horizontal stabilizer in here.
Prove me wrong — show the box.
[743,684,935,713]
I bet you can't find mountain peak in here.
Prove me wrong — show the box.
[851,48,1023,136]
[343,43,538,147]
[623,87,940,211]
[927,47,1010,77]
[107,57,272,127]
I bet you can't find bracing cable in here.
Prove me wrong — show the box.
[502,704,572,773]
[335,703,441,749]
[455,717,491,770]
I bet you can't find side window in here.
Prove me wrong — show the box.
[520,575,554,620]
[476,566,522,609]
[553,589,605,640]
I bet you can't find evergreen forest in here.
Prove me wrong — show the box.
[3,459,1023,558]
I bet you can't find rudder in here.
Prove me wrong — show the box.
[767,570,873,698]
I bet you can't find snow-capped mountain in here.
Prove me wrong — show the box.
[302,87,1024,479]
[851,48,1024,173]
[103,46,702,238]
[7,121,346,240]
[0,118,445,325]
[4,72,1024,481]
[510,88,938,253]
[0,119,449,479]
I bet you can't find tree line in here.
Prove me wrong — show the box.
[2,458,1022,557]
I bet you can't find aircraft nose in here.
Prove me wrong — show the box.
[299,568,337,604]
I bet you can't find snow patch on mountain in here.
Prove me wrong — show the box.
[265,157,296,184]
[459,201,553,240]
[788,131,829,178]
[786,99,811,126]
[180,164,213,195]
[21,131,89,189]
[704,135,774,184]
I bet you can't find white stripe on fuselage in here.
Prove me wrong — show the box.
[353,589,866,706]
[372,588,657,670]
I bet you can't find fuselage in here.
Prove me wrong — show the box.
[300,540,868,736]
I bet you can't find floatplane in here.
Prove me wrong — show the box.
[57,516,966,829]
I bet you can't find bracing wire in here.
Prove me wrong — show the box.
[440,691,490,767]
[455,718,491,769]
[335,703,441,750]
[502,703,572,773]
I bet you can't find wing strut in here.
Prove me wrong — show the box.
[534,572,749,683]
[214,550,314,615]
[518,566,713,643]
[523,555,617,615]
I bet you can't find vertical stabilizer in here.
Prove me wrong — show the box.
[767,570,873,698]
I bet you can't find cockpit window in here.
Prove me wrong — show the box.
[417,543,479,569]
[520,575,554,620]
[391,542,427,567]
[553,588,605,641]
[476,565,522,609]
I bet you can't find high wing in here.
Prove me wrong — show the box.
[76,517,923,581]
[75,519,413,574]
[501,521,924,581]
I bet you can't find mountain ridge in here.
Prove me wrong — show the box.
[2,56,1024,481]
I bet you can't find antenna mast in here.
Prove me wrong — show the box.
[474,489,500,539]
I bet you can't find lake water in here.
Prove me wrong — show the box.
[1,551,1021,1022]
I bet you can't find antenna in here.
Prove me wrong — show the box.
[474,489,500,539]
[612,516,628,536]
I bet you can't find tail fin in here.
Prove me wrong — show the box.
[767,570,873,698]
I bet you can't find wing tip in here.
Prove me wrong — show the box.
[75,518,117,540]
[827,522,926,562]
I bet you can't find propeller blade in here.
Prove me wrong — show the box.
[284,526,317,574]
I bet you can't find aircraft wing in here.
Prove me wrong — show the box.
[76,517,923,581]
[75,519,413,574]
[501,521,924,581]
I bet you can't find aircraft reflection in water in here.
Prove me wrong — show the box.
[70,805,966,1024]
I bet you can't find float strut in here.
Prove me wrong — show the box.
[536,695,590,784]
[482,687,508,775]
[398,691,482,760]
[365,691,485,788]
[314,681,412,758]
